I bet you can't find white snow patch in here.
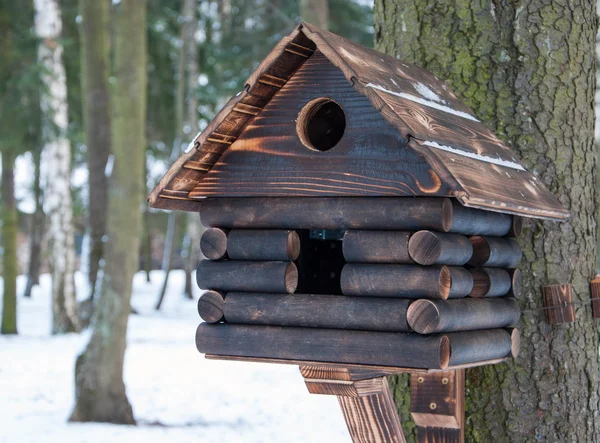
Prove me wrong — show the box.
[413,82,445,104]
[422,140,526,171]
[0,271,349,443]
[365,83,480,122]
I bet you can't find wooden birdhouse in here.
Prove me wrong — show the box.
[149,23,568,443]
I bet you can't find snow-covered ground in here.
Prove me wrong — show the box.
[0,271,349,442]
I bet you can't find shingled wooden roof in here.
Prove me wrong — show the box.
[148,22,569,221]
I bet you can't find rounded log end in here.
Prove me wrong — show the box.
[286,231,301,261]
[509,216,524,238]
[200,228,228,260]
[285,262,299,294]
[510,268,522,298]
[408,230,442,265]
[440,335,450,369]
[197,290,225,323]
[510,328,521,358]
[439,266,451,300]
[468,268,491,297]
[441,198,453,233]
[467,236,490,267]
[407,299,441,334]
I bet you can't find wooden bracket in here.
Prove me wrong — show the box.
[590,277,600,319]
[410,370,465,443]
[301,365,407,443]
[542,283,575,325]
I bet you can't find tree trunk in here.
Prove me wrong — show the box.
[70,0,146,424]
[23,148,45,298]
[182,0,202,300]
[79,0,111,300]
[34,0,80,334]
[1,150,18,335]
[300,0,328,30]
[155,211,177,310]
[375,1,599,441]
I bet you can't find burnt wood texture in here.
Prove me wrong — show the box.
[468,268,513,298]
[410,369,464,442]
[408,231,472,266]
[407,298,521,334]
[195,323,450,369]
[343,230,413,264]
[197,290,225,323]
[200,227,228,260]
[227,229,301,261]
[447,329,513,365]
[196,260,298,293]
[221,293,411,332]
[148,23,568,221]
[468,236,522,268]
[542,284,575,325]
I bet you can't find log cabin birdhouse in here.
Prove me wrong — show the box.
[149,23,568,442]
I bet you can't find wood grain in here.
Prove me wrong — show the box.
[196,323,450,369]
[222,293,411,332]
[468,236,522,268]
[407,298,521,334]
[542,284,575,325]
[200,228,228,260]
[343,230,413,264]
[226,229,300,261]
[447,329,513,366]
[196,260,298,293]
[408,231,472,266]
[591,276,600,319]
[197,290,224,323]
[468,268,512,298]
[199,197,453,231]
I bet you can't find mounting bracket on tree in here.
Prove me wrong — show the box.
[148,23,568,443]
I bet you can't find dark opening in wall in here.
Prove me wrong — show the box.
[297,98,346,152]
[295,229,345,295]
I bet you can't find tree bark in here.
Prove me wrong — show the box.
[70,0,146,424]
[34,0,80,334]
[23,148,45,298]
[300,0,328,30]
[1,150,18,335]
[375,1,599,441]
[79,0,111,300]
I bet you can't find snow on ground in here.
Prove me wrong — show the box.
[0,271,349,442]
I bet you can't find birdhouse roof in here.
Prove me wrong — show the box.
[148,22,569,221]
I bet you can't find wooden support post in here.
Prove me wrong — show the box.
[410,369,465,443]
[301,365,408,443]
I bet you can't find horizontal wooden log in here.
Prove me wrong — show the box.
[408,231,472,266]
[227,229,301,261]
[197,290,225,323]
[447,329,513,366]
[196,260,298,293]
[447,267,473,298]
[196,323,450,369]
[449,201,513,236]
[200,228,228,260]
[467,236,522,268]
[407,298,521,334]
[468,268,512,298]
[341,264,457,299]
[200,197,453,231]
[342,230,413,264]
[222,293,411,332]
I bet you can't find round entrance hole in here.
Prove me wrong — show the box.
[296,98,346,152]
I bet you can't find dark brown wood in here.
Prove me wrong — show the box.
[591,276,600,319]
[447,329,513,366]
[338,377,408,443]
[226,229,300,261]
[299,365,417,381]
[407,298,521,334]
[468,268,512,298]
[196,260,298,293]
[196,323,451,369]
[197,290,225,323]
[447,267,473,298]
[200,197,453,231]
[200,227,228,260]
[222,293,411,332]
[542,283,575,325]
[341,264,456,299]
[342,230,413,264]
[467,236,522,268]
[410,369,464,443]
[408,231,472,266]
[304,376,386,397]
